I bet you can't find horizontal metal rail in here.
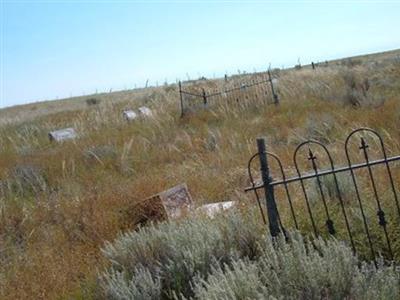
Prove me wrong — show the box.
[206,79,271,98]
[180,90,204,97]
[245,154,400,192]
[181,76,276,99]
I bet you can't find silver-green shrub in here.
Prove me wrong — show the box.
[100,212,400,300]
[308,173,356,204]
[192,260,266,300]
[101,209,264,299]
[101,267,161,300]
[193,233,400,300]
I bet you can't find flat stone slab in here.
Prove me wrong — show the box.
[48,128,77,142]
[197,201,236,218]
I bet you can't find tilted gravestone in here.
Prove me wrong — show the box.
[145,183,193,219]
[161,184,194,218]
[48,128,77,142]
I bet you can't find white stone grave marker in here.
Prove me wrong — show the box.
[123,110,138,121]
[138,106,153,117]
[48,128,77,142]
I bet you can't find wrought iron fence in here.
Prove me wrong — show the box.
[179,70,279,116]
[245,128,400,263]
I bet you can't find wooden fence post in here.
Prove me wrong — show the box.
[179,81,184,117]
[202,88,207,107]
[257,138,281,237]
[268,70,279,105]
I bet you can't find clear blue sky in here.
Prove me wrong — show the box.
[1,1,400,108]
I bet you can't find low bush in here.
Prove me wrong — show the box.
[1,164,48,197]
[340,70,384,107]
[194,235,399,300]
[86,98,101,106]
[100,209,264,299]
[308,172,356,204]
[100,210,400,299]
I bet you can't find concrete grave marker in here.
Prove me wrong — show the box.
[48,128,77,142]
[123,110,138,121]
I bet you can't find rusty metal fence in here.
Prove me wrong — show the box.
[179,70,279,116]
[245,128,400,263]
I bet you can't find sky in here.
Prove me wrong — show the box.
[1,1,400,108]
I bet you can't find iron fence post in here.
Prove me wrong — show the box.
[179,81,184,117]
[257,138,281,237]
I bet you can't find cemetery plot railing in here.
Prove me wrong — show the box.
[245,128,400,263]
[179,70,279,116]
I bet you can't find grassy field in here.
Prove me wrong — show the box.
[0,49,400,299]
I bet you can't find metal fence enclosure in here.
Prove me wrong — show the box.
[245,128,400,263]
[179,70,279,116]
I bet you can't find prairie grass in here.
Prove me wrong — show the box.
[0,49,400,299]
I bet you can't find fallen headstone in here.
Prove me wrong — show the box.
[123,110,138,121]
[48,128,77,142]
[197,201,236,218]
[138,106,153,117]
